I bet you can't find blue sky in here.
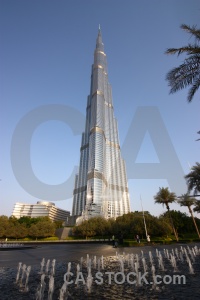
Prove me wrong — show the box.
[1,0,200,217]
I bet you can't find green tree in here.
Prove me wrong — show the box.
[18,216,37,227]
[12,224,28,240]
[185,162,200,195]
[54,220,64,229]
[160,210,200,237]
[114,212,171,238]
[145,214,171,237]
[156,218,172,237]
[115,212,141,237]
[0,216,9,238]
[154,187,178,241]
[4,216,20,238]
[36,221,55,238]
[28,224,40,240]
[9,216,18,225]
[177,194,200,238]
[106,218,116,237]
[5,224,16,239]
[28,220,55,239]
[73,217,111,239]
[73,220,96,239]
[165,24,200,102]
[90,217,108,237]
[73,212,177,240]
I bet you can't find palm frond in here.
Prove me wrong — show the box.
[193,201,200,213]
[154,187,177,206]
[165,45,200,56]
[166,54,200,99]
[185,162,200,194]
[177,193,197,207]
[166,65,197,93]
[188,75,200,102]
[165,24,200,102]
[181,24,200,41]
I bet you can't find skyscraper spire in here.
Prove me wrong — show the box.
[96,25,104,51]
[72,28,130,221]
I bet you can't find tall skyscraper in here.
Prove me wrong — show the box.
[72,27,130,221]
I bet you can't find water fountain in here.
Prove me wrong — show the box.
[97,258,101,272]
[39,258,45,274]
[16,262,22,283]
[101,255,104,270]
[169,253,178,272]
[35,273,46,300]
[50,259,56,277]
[48,275,54,300]
[76,264,80,287]
[142,257,147,273]
[157,252,165,271]
[59,282,68,300]
[45,259,50,275]
[80,257,83,271]
[93,255,97,269]
[86,265,93,293]
[119,258,124,273]
[24,266,31,292]
[1,244,200,299]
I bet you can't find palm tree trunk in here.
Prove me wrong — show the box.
[166,205,179,241]
[188,206,200,239]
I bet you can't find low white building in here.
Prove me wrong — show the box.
[12,201,70,222]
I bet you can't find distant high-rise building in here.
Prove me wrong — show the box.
[12,201,70,222]
[72,27,130,220]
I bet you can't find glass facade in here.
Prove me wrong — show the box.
[72,28,131,220]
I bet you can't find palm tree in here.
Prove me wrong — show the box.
[177,194,200,238]
[154,187,178,241]
[185,162,200,195]
[193,201,200,213]
[165,24,200,102]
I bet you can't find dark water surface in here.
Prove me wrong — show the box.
[0,243,200,299]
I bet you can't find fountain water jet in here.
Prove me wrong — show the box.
[59,282,68,300]
[142,257,147,273]
[36,273,46,300]
[50,259,56,276]
[45,259,50,275]
[16,262,22,283]
[9,244,200,299]
[93,255,97,269]
[48,275,54,300]
[19,264,27,288]
[24,265,31,292]
[40,258,45,274]
[86,264,93,293]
